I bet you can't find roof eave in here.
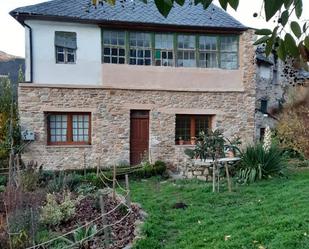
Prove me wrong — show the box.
[10,12,248,33]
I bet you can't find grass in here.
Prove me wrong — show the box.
[130,169,309,249]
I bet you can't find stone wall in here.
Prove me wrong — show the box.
[18,30,257,170]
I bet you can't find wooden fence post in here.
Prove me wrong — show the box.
[83,153,86,176]
[212,160,216,193]
[99,190,110,248]
[112,164,116,200]
[225,162,232,193]
[125,174,131,207]
[97,157,101,177]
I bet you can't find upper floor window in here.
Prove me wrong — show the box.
[155,34,174,66]
[101,29,239,69]
[129,32,152,65]
[199,36,218,68]
[55,31,77,64]
[177,35,196,67]
[103,30,126,64]
[220,36,238,69]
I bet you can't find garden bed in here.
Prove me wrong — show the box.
[0,169,146,249]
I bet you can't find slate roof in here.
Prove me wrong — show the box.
[10,0,247,30]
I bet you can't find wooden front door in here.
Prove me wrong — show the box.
[130,110,149,165]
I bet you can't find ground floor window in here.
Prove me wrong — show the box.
[47,112,91,145]
[175,115,212,145]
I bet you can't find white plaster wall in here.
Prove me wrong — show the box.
[25,20,102,85]
[25,27,31,82]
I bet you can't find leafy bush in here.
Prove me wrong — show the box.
[61,224,97,248]
[237,144,288,184]
[0,185,5,192]
[40,192,75,227]
[38,170,55,187]
[61,192,76,222]
[76,183,97,195]
[194,130,225,161]
[276,103,309,158]
[20,169,39,192]
[8,207,40,249]
[47,172,83,193]
[20,161,41,192]
[0,175,7,185]
[184,148,195,159]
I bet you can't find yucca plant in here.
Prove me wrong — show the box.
[237,143,288,184]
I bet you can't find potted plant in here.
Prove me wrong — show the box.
[178,137,184,145]
[190,137,196,145]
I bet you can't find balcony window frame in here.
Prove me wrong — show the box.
[46,112,91,146]
[176,34,197,68]
[198,35,219,68]
[102,30,126,64]
[101,29,239,70]
[129,31,152,66]
[154,33,175,67]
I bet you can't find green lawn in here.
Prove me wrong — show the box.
[130,170,309,249]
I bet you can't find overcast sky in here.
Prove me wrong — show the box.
[0,0,308,57]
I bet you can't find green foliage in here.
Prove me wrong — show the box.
[276,103,309,158]
[47,172,83,193]
[76,183,97,195]
[0,175,7,185]
[194,129,225,161]
[61,193,76,222]
[8,208,40,249]
[0,185,5,192]
[11,230,30,249]
[60,224,97,248]
[237,143,288,184]
[0,77,20,161]
[40,192,76,227]
[40,194,63,227]
[20,168,39,192]
[184,148,195,159]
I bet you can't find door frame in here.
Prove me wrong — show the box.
[129,110,150,165]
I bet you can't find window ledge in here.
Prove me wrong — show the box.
[175,144,195,147]
[46,145,92,149]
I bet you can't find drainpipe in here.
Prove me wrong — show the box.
[23,22,33,83]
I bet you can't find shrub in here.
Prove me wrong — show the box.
[60,224,97,248]
[0,175,7,186]
[40,192,75,227]
[8,208,40,249]
[20,161,40,192]
[40,194,63,226]
[237,144,288,184]
[276,103,309,158]
[76,183,97,195]
[61,192,76,222]
[47,172,82,193]
[184,148,195,159]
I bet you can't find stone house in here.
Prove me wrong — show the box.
[11,0,257,170]
[255,46,309,141]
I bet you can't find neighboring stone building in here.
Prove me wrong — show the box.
[255,46,309,141]
[11,0,257,170]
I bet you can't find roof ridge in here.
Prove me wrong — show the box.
[10,0,247,30]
